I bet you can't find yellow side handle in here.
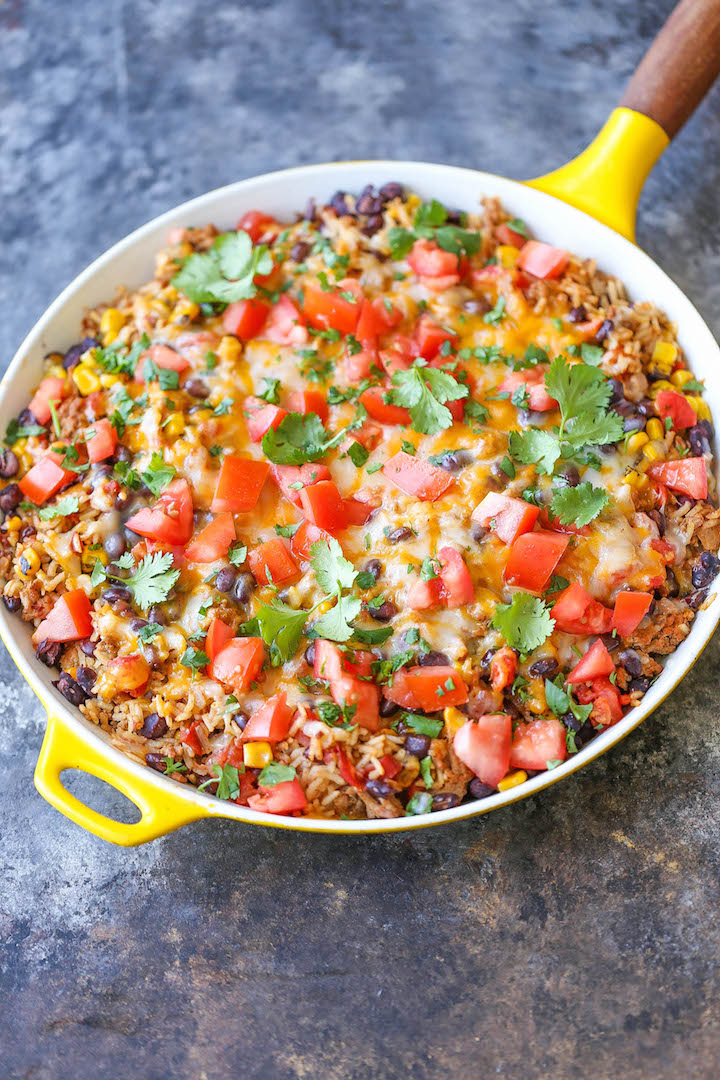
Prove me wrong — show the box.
[34,711,211,846]
[527,107,669,242]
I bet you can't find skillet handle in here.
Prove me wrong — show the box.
[34,711,210,846]
[528,0,720,242]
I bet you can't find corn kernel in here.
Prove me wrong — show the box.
[645,418,664,441]
[496,244,520,268]
[189,408,213,423]
[443,706,466,739]
[99,307,126,345]
[159,285,179,303]
[47,363,67,380]
[4,515,21,532]
[498,770,528,792]
[671,368,694,387]
[172,300,200,322]
[624,467,649,490]
[687,395,711,421]
[81,549,108,573]
[164,413,185,438]
[243,741,273,768]
[626,431,649,454]
[173,439,194,459]
[642,443,663,464]
[100,373,121,388]
[648,379,674,396]
[316,598,334,615]
[218,335,242,364]
[18,548,41,578]
[73,367,101,395]
[651,341,678,371]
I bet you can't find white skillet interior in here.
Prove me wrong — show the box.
[1,161,718,835]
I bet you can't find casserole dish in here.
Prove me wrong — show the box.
[3,0,720,842]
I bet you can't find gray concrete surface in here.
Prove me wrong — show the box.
[1,1,719,1077]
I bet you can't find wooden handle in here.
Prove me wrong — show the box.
[620,0,720,137]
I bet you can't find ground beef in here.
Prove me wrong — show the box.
[19,579,55,621]
[57,393,93,441]
[358,789,404,819]
[626,597,694,655]
[432,738,473,798]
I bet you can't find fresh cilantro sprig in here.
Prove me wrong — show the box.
[172,231,273,305]
[309,538,362,643]
[258,762,296,786]
[240,599,308,666]
[544,677,593,730]
[93,550,180,610]
[491,593,555,653]
[388,200,482,260]
[390,359,468,436]
[38,495,80,520]
[141,452,176,496]
[261,412,328,465]
[4,418,47,445]
[549,481,608,528]
[95,334,151,375]
[198,763,241,800]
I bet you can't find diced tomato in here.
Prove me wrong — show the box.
[270,462,331,507]
[299,480,347,534]
[19,456,75,506]
[566,638,615,684]
[205,616,234,664]
[135,344,190,381]
[576,676,625,727]
[313,640,373,681]
[499,367,557,412]
[185,512,236,563]
[241,692,294,742]
[359,387,411,426]
[382,451,455,501]
[222,298,270,341]
[334,746,365,788]
[407,576,444,611]
[379,336,416,376]
[303,284,360,336]
[385,665,468,712]
[236,210,275,242]
[248,778,308,815]
[345,497,376,527]
[287,390,329,424]
[413,315,458,360]
[550,582,614,635]
[504,531,570,592]
[180,720,204,755]
[654,390,697,430]
[472,492,540,545]
[211,455,269,513]
[454,714,512,789]
[126,478,194,545]
[263,295,308,346]
[380,754,402,779]
[490,646,517,692]
[509,717,567,769]
[648,458,707,500]
[516,241,569,280]
[209,636,265,692]
[31,590,92,645]
[345,343,379,381]
[650,537,675,565]
[231,769,260,805]
[244,396,289,442]
[29,376,66,425]
[407,239,461,282]
[356,297,401,340]
[290,520,334,563]
[107,654,151,693]
[437,546,474,608]
[612,591,653,637]
[539,507,589,537]
[247,537,299,586]
[85,418,117,463]
[329,673,380,732]
[496,223,527,248]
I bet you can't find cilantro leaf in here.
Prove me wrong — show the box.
[563,409,624,450]
[309,537,357,594]
[95,334,150,376]
[549,482,608,527]
[419,756,433,789]
[508,429,561,475]
[491,593,555,653]
[312,595,362,643]
[405,791,433,815]
[261,412,328,465]
[257,762,296,787]
[124,551,180,609]
[180,647,210,671]
[258,378,281,404]
[414,199,447,227]
[483,296,506,326]
[141,452,176,496]
[4,419,47,444]
[243,599,307,666]
[37,495,80,520]
[545,355,610,434]
[172,231,272,305]
[138,622,163,643]
[198,763,240,800]
[402,711,443,738]
[580,343,604,366]
[390,361,468,436]
[545,677,593,725]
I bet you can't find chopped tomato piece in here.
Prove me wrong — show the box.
[248,778,307,814]
[496,223,527,248]
[509,717,567,770]
[653,390,697,430]
[135,344,190,382]
[334,745,365,788]
[437,546,474,608]
[286,390,329,424]
[247,537,299,586]
[648,458,707,500]
[211,455,269,513]
[612,591,653,637]
[241,692,294,742]
[313,640,373,681]
[499,366,557,412]
[576,676,625,727]
[19,456,75,506]
[472,492,540,545]
[356,296,402,340]
[490,646,517,692]
[107,654,151,693]
[290,520,334,563]
[244,396,289,442]
[303,284,360,336]
[29,376,65,425]
[181,720,205,755]
[538,507,590,537]
[359,387,411,426]
[329,673,380,732]
[209,636,265,693]
[385,665,468,712]
[550,582,614,635]
[407,576,444,611]
[222,298,270,341]
[454,715,512,789]
[380,754,402,779]
[300,480,349,534]
[185,512,236,563]
[345,343,380,381]
[504,531,570,592]
[205,616,234,664]
[566,638,615,684]
[382,451,455,501]
[86,418,118,463]
[379,336,416,376]
[263,295,308,346]
[32,590,93,645]
[407,239,461,281]
[413,315,458,360]
[516,241,569,280]
[126,478,194,545]
[236,210,275,242]
[269,462,331,507]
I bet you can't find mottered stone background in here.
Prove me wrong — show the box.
[1,1,719,1077]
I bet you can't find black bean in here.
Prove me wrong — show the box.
[628,676,651,695]
[560,465,580,487]
[688,423,712,457]
[574,721,598,750]
[463,297,490,315]
[124,526,141,548]
[145,753,168,772]
[330,191,352,216]
[142,644,161,669]
[232,572,255,604]
[434,449,472,473]
[290,240,311,263]
[623,415,645,434]
[601,633,620,653]
[140,712,168,739]
[664,567,680,599]
[378,181,404,203]
[185,377,209,399]
[618,648,643,677]
[361,214,384,237]
[36,639,62,667]
[478,649,496,674]
[365,778,394,799]
[303,198,317,222]
[637,398,654,417]
[101,585,133,605]
[369,600,397,622]
[20,525,36,541]
[0,484,22,514]
[113,444,132,464]
[471,522,488,543]
[0,450,18,479]
[63,337,99,370]
[468,778,496,799]
[386,526,413,545]
[405,733,431,757]
[79,638,96,656]
[563,711,582,732]
[129,617,147,632]
[685,588,709,611]
[568,305,587,323]
[614,399,638,419]
[212,566,235,593]
[594,319,613,342]
[432,792,461,811]
[55,671,87,706]
[528,657,558,678]
[418,650,450,667]
[356,186,383,216]
[647,508,666,536]
[145,606,165,627]
[75,666,97,694]
[379,697,399,718]
[608,378,625,404]
[304,642,316,667]
[234,713,249,731]
[692,551,720,589]
[363,559,382,580]
[104,531,127,560]
[3,594,21,613]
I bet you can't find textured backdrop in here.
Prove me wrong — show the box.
[2,1,720,1077]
